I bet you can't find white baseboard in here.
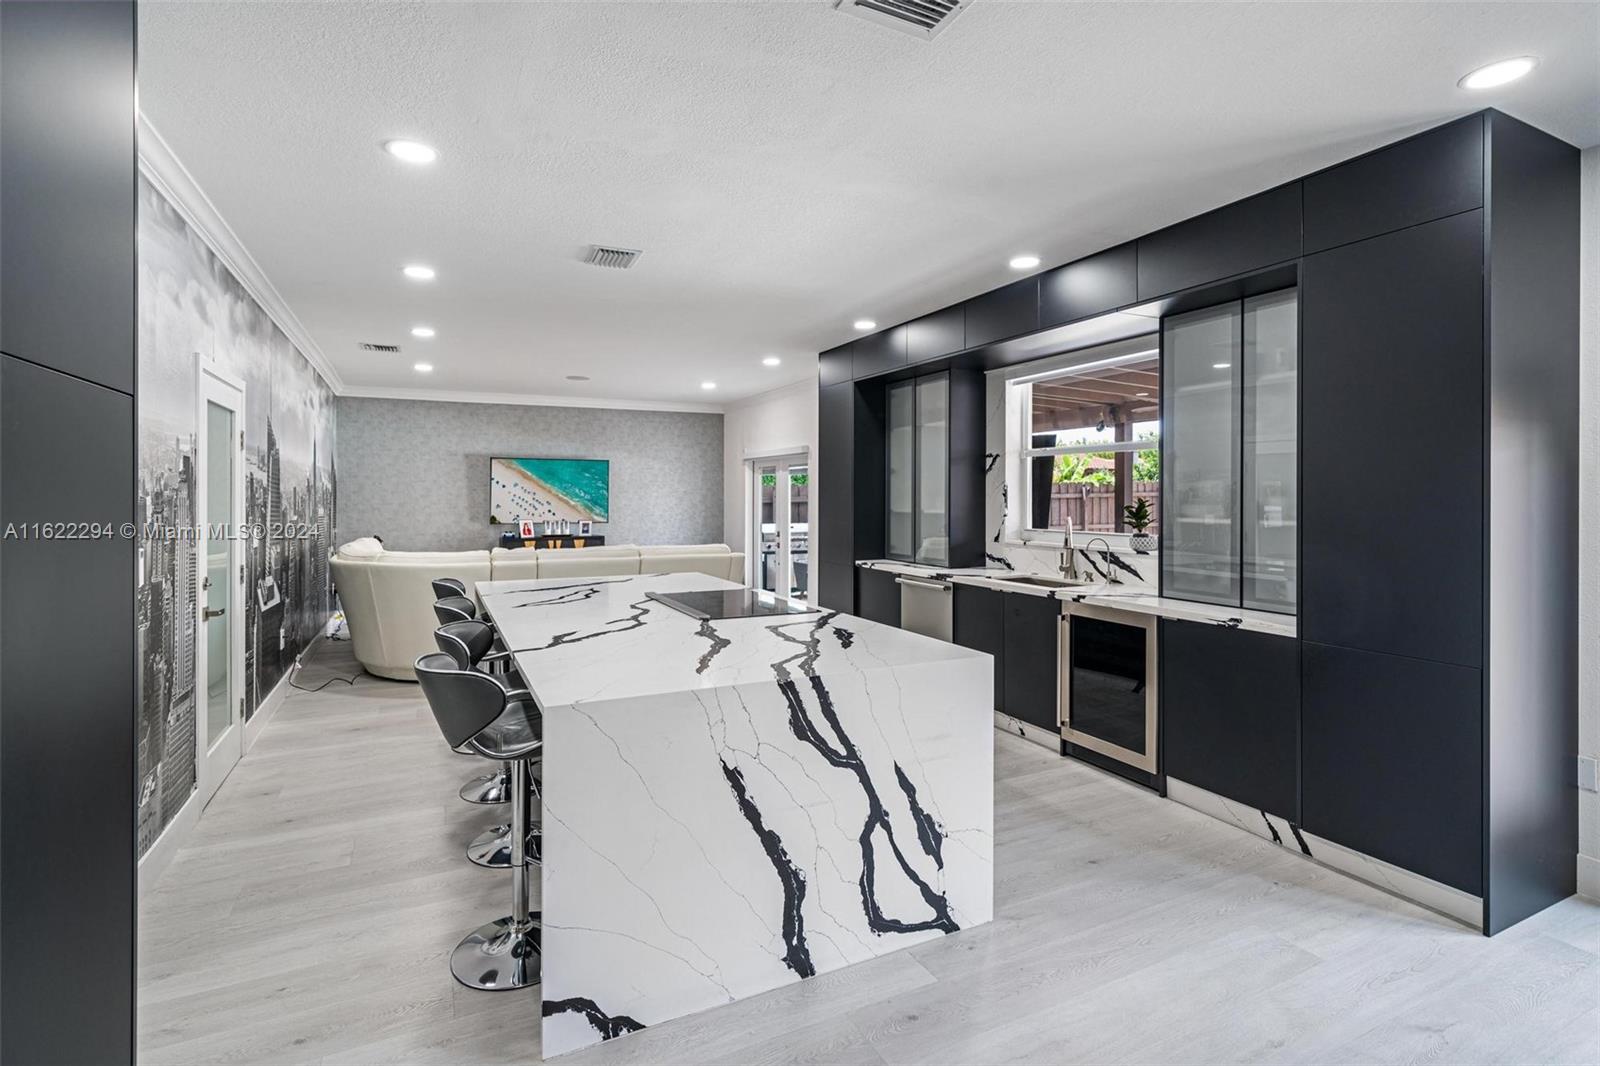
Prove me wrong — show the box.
[137,786,201,897]
[1578,853,1600,901]
[245,619,336,752]
[140,619,337,895]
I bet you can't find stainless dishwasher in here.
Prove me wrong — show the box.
[896,573,953,642]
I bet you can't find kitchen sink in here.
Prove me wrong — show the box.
[991,574,1093,589]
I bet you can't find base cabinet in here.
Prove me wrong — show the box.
[1001,593,1061,732]
[1161,620,1299,821]
[1301,641,1483,895]
[952,584,1005,711]
[855,567,900,628]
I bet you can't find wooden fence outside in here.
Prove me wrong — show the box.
[1047,481,1160,533]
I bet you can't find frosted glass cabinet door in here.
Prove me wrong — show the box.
[1161,303,1241,606]
[1243,290,1299,612]
[886,380,916,560]
[915,374,950,566]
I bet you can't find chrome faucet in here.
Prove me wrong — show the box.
[1085,537,1120,583]
[1059,520,1081,581]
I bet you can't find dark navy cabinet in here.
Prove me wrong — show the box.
[0,0,136,393]
[1301,211,1485,669]
[819,342,854,388]
[856,567,901,628]
[1039,243,1137,329]
[1001,593,1060,733]
[906,305,965,364]
[853,325,908,379]
[1302,642,1483,895]
[1136,183,1301,301]
[1303,115,1484,254]
[952,583,1005,711]
[963,276,1039,348]
[1161,621,1299,821]
[0,2,138,1059]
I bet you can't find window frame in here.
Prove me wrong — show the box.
[1016,377,1162,542]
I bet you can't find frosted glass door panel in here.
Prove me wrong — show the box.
[205,400,234,746]
[915,374,949,566]
[1243,290,1298,613]
[1162,304,1240,606]
[886,382,915,560]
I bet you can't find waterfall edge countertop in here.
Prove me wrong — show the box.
[477,572,994,1059]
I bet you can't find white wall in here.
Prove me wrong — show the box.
[722,380,819,570]
[1578,144,1599,899]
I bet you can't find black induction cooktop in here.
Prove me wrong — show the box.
[646,589,819,621]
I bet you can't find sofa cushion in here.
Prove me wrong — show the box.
[336,536,385,559]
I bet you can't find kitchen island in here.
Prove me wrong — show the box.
[477,572,994,1058]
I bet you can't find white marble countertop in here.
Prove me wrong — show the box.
[477,571,988,710]
[854,559,1295,637]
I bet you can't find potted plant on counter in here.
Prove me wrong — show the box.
[1124,497,1157,553]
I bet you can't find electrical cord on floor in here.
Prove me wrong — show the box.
[289,670,361,693]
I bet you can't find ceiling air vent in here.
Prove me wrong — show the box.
[583,245,643,270]
[834,0,970,40]
[358,342,401,353]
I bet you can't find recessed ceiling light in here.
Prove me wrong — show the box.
[410,325,435,339]
[413,362,434,373]
[1212,362,1232,370]
[1459,56,1538,90]
[1009,254,1041,271]
[402,264,436,281]
[853,319,876,331]
[700,381,717,391]
[762,356,782,367]
[566,374,590,382]
[383,139,438,164]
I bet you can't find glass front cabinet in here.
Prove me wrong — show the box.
[886,372,952,567]
[1161,290,1298,614]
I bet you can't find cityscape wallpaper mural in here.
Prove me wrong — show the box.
[136,174,337,855]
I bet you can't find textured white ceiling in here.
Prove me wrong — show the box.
[137,1,1600,406]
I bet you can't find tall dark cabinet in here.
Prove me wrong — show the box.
[1299,112,1578,933]
[0,1,138,1060]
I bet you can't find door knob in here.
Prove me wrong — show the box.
[204,607,227,620]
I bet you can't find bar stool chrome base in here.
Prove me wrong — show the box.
[451,913,542,990]
[460,765,511,804]
[466,822,543,868]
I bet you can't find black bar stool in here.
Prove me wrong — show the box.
[431,589,508,803]
[431,576,467,600]
[433,595,477,625]
[435,620,541,869]
[417,652,542,991]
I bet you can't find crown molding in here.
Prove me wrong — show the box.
[136,113,346,394]
[338,384,725,415]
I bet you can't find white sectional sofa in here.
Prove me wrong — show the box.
[330,541,745,680]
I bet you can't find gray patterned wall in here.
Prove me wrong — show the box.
[335,397,723,551]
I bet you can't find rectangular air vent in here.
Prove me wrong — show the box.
[584,245,643,270]
[834,0,970,39]
[358,342,401,353]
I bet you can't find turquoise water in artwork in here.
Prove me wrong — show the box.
[492,458,610,522]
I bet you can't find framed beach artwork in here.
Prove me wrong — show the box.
[490,457,610,525]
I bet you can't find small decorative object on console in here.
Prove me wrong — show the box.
[1124,496,1157,553]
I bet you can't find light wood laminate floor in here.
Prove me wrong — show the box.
[139,638,1600,1065]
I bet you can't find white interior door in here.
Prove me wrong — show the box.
[197,366,246,808]
[750,454,808,602]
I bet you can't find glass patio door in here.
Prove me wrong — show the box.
[751,454,808,603]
